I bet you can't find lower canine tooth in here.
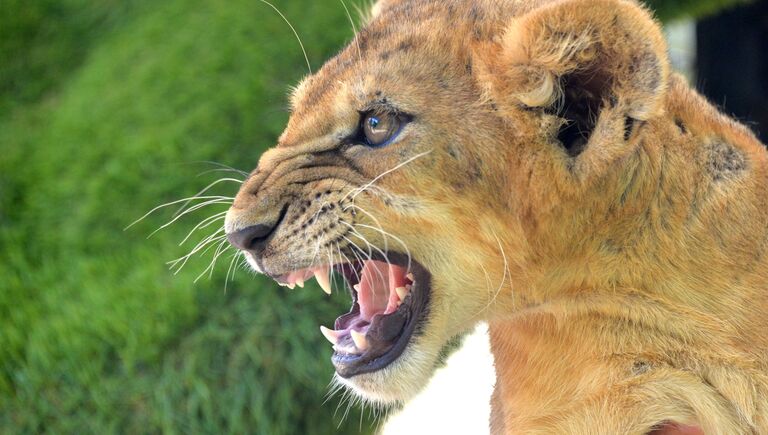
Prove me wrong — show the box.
[319,326,340,345]
[350,330,369,351]
[406,273,414,282]
[395,286,407,301]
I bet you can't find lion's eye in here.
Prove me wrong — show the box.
[362,113,402,147]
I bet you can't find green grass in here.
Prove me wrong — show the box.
[0,0,750,433]
[0,0,376,433]
[649,0,752,21]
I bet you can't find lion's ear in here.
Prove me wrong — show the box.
[477,0,669,152]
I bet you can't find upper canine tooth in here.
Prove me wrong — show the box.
[319,326,340,345]
[395,286,407,301]
[314,267,332,295]
[350,330,369,351]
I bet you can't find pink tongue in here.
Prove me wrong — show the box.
[358,260,409,322]
[358,261,391,321]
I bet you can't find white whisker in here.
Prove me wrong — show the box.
[195,168,247,179]
[474,229,511,317]
[124,195,232,230]
[224,251,241,293]
[188,160,249,177]
[257,0,312,74]
[340,222,389,292]
[148,198,231,238]
[339,0,362,63]
[171,177,241,218]
[342,149,432,203]
[168,231,227,272]
[178,212,227,246]
[194,239,231,282]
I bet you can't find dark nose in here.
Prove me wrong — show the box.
[226,224,274,252]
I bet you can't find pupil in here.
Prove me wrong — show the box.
[368,117,380,128]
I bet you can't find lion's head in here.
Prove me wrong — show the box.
[225,0,674,403]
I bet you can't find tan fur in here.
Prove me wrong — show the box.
[225,0,768,432]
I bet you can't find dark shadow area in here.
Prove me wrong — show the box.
[697,0,768,143]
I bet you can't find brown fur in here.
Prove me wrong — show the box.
[225,0,768,433]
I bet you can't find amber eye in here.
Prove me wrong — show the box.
[362,112,402,147]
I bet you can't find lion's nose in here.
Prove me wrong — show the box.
[225,201,289,254]
[226,223,275,252]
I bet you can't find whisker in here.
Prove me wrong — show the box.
[171,177,241,218]
[340,222,389,292]
[323,376,344,406]
[195,168,247,179]
[224,251,241,293]
[178,212,227,246]
[340,223,374,261]
[355,222,412,275]
[185,160,249,177]
[339,0,362,63]
[341,236,366,282]
[148,199,231,238]
[473,229,511,317]
[342,204,389,253]
[124,195,232,230]
[308,234,323,268]
[168,236,224,274]
[345,201,412,269]
[194,239,231,282]
[326,246,336,293]
[257,0,312,74]
[344,206,404,276]
[338,247,358,289]
[342,149,433,203]
[351,0,373,26]
[167,231,227,272]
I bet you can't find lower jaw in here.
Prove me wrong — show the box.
[331,253,431,378]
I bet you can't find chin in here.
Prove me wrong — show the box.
[332,340,440,404]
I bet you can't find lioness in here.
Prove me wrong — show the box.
[224,0,768,433]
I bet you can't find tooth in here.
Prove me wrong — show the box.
[395,286,407,301]
[296,279,304,288]
[320,326,339,345]
[287,283,295,290]
[353,284,360,292]
[350,330,369,351]
[406,273,414,282]
[314,268,332,295]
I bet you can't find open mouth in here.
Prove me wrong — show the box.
[274,252,430,378]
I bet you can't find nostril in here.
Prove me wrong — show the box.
[227,204,289,252]
[227,224,274,251]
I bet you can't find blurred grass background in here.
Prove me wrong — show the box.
[0,0,755,433]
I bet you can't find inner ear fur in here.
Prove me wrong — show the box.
[480,0,669,150]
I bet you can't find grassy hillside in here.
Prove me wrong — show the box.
[0,0,750,433]
[0,0,375,433]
